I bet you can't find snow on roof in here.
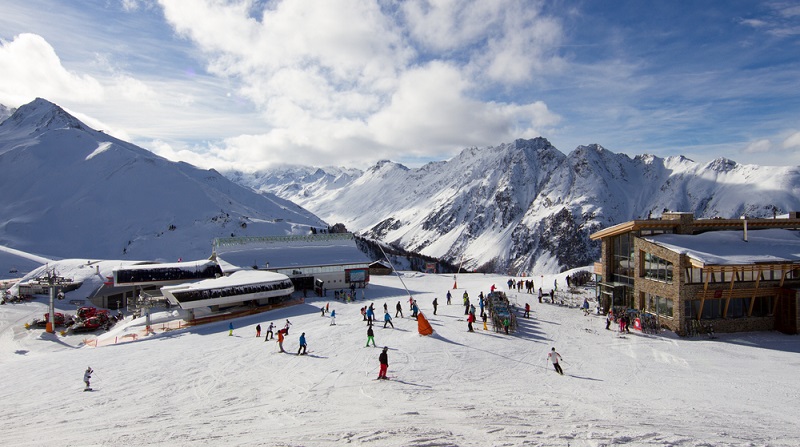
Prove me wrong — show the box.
[644,228,800,266]
[161,269,288,292]
[112,259,214,272]
[214,235,369,270]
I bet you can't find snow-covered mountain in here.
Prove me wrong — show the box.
[0,98,327,268]
[227,139,800,274]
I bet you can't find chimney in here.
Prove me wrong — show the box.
[741,216,748,242]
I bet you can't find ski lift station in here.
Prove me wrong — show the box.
[84,233,370,314]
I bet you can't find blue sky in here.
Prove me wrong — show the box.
[1,0,799,171]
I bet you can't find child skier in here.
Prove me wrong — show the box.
[256,324,261,338]
[366,325,376,347]
[330,309,336,325]
[83,366,93,390]
[277,329,285,352]
[228,322,234,336]
[383,312,394,328]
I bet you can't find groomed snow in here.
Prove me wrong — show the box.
[1,272,798,446]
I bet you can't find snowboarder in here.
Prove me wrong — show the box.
[330,309,337,325]
[277,329,285,352]
[383,312,394,328]
[395,301,403,318]
[432,298,438,315]
[228,322,234,336]
[298,332,307,355]
[366,325,376,347]
[548,347,564,375]
[83,366,93,391]
[377,347,389,379]
[256,324,261,338]
[265,322,274,341]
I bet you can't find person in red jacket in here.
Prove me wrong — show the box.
[467,312,475,332]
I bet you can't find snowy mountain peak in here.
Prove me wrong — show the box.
[705,157,738,172]
[0,103,14,123]
[0,97,85,134]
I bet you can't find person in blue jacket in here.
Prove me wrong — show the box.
[297,332,307,355]
[228,322,234,336]
[383,312,394,328]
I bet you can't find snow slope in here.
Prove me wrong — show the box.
[1,271,797,447]
[0,98,327,266]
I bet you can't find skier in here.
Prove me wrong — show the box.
[538,287,543,303]
[284,319,292,335]
[330,309,337,325]
[482,312,488,330]
[377,347,389,379]
[524,303,530,318]
[395,301,403,318]
[606,310,613,330]
[265,322,274,341]
[383,312,394,328]
[411,300,419,319]
[366,325,376,347]
[467,312,475,332]
[298,332,307,355]
[463,292,470,315]
[548,347,564,375]
[432,297,438,315]
[228,321,234,336]
[277,329,285,352]
[256,324,261,338]
[446,290,452,305]
[503,317,510,334]
[366,304,375,325]
[83,366,93,391]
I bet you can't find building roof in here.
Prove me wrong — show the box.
[213,233,370,271]
[644,228,800,267]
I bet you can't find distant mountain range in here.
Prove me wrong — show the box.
[0,98,326,269]
[225,139,800,274]
[2,98,799,277]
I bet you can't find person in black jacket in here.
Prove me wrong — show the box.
[378,347,389,379]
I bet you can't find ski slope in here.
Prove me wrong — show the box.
[1,272,797,446]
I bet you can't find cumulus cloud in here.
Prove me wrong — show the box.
[154,0,562,169]
[0,33,104,106]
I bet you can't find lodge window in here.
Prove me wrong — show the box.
[645,292,673,318]
[611,233,635,285]
[642,252,673,283]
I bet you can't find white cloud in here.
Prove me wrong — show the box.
[743,139,771,153]
[782,131,800,149]
[151,0,562,169]
[0,33,104,107]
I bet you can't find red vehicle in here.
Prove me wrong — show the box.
[33,312,66,328]
[72,316,104,333]
[77,307,97,319]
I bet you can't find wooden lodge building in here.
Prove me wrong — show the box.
[590,212,800,335]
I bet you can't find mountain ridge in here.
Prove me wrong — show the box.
[227,138,800,274]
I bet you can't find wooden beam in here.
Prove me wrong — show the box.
[723,267,736,318]
[748,266,762,317]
